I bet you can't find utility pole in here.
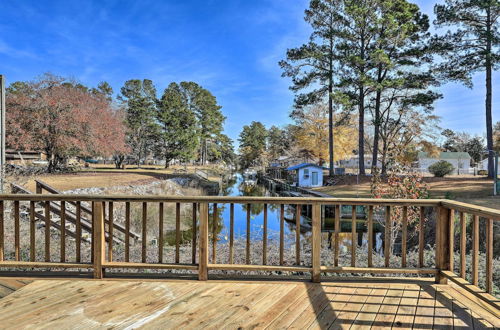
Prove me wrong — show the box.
[0,75,5,193]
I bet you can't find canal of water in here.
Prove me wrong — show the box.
[214,173,385,254]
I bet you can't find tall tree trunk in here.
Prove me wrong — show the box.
[372,67,383,171]
[486,6,494,179]
[381,138,389,175]
[358,85,366,175]
[328,70,334,177]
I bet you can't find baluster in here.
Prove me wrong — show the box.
[92,202,105,279]
[176,202,181,264]
[246,204,251,265]
[279,204,284,266]
[191,203,196,264]
[351,206,356,267]
[142,202,147,263]
[334,204,340,267]
[262,204,267,265]
[229,203,234,264]
[419,206,425,268]
[367,205,373,268]
[30,201,35,262]
[211,203,217,264]
[14,201,20,261]
[108,202,113,262]
[198,203,209,281]
[76,202,81,263]
[296,204,301,265]
[459,212,466,278]
[486,218,493,293]
[159,202,164,263]
[384,206,391,268]
[448,209,455,272]
[44,201,50,262]
[401,206,408,268]
[60,201,66,262]
[311,204,321,283]
[125,202,130,262]
[91,203,94,262]
[472,215,479,286]
[0,201,3,261]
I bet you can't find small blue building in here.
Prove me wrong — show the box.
[287,163,325,188]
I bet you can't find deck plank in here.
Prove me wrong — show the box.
[350,287,388,329]
[433,285,454,329]
[0,278,498,329]
[370,284,405,329]
[392,284,420,329]
[413,283,436,328]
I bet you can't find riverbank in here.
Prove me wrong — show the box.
[6,164,223,194]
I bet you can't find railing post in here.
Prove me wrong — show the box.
[198,202,209,281]
[93,201,105,279]
[435,206,450,284]
[311,204,321,283]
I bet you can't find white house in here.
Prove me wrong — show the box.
[287,163,325,188]
[338,155,378,169]
[417,152,472,175]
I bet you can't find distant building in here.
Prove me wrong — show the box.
[6,149,46,165]
[287,163,325,188]
[270,155,316,168]
[417,152,472,174]
[338,155,377,169]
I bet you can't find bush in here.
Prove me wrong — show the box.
[428,160,454,177]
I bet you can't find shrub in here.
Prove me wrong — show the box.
[428,160,454,177]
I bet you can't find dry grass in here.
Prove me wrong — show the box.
[7,164,223,193]
[315,175,500,210]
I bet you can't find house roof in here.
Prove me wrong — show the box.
[418,152,471,159]
[287,163,326,171]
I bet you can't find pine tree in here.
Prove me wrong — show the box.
[119,79,157,167]
[156,83,199,167]
[433,0,499,178]
[179,82,225,165]
[280,0,342,177]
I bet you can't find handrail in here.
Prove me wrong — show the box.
[0,194,497,308]
[34,180,141,240]
[0,194,443,205]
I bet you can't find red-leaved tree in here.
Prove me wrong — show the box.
[6,73,128,172]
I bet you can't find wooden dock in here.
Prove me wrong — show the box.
[0,277,498,329]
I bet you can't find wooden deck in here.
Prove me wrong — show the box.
[0,277,498,329]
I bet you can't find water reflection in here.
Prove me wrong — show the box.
[165,173,385,251]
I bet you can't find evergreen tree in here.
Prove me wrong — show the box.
[267,126,290,161]
[179,82,225,165]
[334,0,380,175]
[238,121,268,168]
[155,82,199,167]
[280,0,341,176]
[366,0,438,173]
[119,79,157,167]
[433,0,499,177]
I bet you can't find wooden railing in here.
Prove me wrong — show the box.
[0,195,498,306]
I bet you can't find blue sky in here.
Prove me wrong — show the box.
[0,0,497,145]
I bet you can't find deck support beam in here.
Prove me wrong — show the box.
[435,206,451,284]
